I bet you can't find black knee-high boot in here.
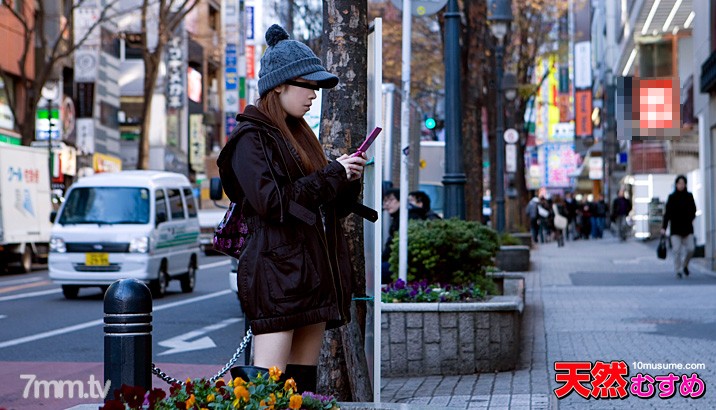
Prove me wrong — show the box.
[229,365,270,382]
[285,364,317,393]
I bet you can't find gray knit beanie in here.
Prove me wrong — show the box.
[258,24,339,96]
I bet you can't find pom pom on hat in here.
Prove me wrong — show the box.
[265,24,290,47]
[257,24,339,96]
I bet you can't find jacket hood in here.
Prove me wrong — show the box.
[237,105,274,127]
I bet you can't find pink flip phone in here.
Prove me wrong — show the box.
[351,127,382,157]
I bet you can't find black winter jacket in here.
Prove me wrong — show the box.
[662,190,696,237]
[217,106,364,335]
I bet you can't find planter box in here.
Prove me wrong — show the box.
[495,245,530,271]
[510,232,533,248]
[381,281,524,377]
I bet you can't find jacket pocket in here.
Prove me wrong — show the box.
[263,241,320,302]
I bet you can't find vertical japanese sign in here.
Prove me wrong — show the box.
[166,35,185,109]
[224,0,239,139]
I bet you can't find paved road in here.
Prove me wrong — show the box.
[381,233,716,409]
[0,255,245,410]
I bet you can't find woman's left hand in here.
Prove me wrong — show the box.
[336,153,367,181]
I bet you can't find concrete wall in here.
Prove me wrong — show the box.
[381,296,523,377]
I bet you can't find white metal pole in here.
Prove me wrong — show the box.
[382,84,395,183]
[398,0,411,282]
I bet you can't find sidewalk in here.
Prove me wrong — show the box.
[378,233,716,409]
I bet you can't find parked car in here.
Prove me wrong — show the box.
[198,208,226,255]
[48,171,200,299]
[229,258,239,300]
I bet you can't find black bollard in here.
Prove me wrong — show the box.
[104,279,153,401]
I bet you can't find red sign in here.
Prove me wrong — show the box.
[246,45,255,79]
[575,90,592,137]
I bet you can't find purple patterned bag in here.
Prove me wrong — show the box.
[212,201,250,259]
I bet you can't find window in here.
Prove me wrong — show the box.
[155,189,168,223]
[58,188,149,225]
[168,188,185,220]
[183,187,198,217]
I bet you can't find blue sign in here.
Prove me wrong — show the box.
[246,6,254,40]
[225,44,237,67]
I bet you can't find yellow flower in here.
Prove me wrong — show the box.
[185,394,196,409]
[289,394,303,409]
[269,366,282,381]
[234,385,250,402]
[284,378,297,392]
[206,393,215,403]
[233,377,247,386]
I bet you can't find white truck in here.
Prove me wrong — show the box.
[0,143,52,272]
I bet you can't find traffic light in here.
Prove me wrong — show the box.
[425,117,436,130]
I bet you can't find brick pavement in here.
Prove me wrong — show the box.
[379,232,716,409]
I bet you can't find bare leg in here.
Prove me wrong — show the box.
[253,330,294,371]
[288,322,326,365]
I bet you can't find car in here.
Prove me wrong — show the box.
[197,208,226,255]
[230,258,239,300]
[48,171,200,299]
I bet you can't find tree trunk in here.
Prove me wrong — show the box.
[318,0,372,402]
[138,51,161,170]
[460,0,487,222]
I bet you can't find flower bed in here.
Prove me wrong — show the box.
[101,366,339,410]
[381,278,524,377]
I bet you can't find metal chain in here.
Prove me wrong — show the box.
[151,327,253,385]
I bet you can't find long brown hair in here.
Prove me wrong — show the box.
[256,90,328,174]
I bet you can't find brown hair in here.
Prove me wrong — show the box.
[256,90,328,174]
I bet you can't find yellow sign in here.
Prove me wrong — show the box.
[420,159,426,169]
[92,153,122,173]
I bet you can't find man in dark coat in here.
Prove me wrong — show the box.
[611,189,632,241]
[661,175,697,278]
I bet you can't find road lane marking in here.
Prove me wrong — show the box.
[0,280,52,294]
[0,289,233,349]
[158,317,242,355]
[0,289,62,302]
[0,277,43,286]
[199,260,232,270]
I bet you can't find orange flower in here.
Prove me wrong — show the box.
[289,394,303,409]
[234,385,250,402]
[268,392,277,405]
[269,366,282,381]
[233,377,247,387]
[284,378,297,392]
[185,394,195,409]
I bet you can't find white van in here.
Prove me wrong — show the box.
[48,171,200,299]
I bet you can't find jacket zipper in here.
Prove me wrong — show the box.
[266,128,347,321]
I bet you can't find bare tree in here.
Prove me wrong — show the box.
[506,0,568,228]
[457,0,490,222]
[270,0,323,51]
[0,0,120,145]
[136,0,200,169]
[317,0,372,402]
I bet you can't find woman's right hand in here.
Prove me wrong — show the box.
[336,153,367,181]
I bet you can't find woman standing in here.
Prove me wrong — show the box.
[217,24,370,392]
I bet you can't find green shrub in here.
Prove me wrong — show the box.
[387,218,500,285]
[499,232,522,246]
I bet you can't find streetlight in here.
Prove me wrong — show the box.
[488,0,513,232]
[442,0,466,220]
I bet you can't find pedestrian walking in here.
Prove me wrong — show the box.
[551,195,567,247]
[611,189,632,241]
[661,175,697,279]
[526,196,541,243]
[217,24,370,391]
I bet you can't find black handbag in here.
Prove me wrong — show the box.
[657,235,667,259]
